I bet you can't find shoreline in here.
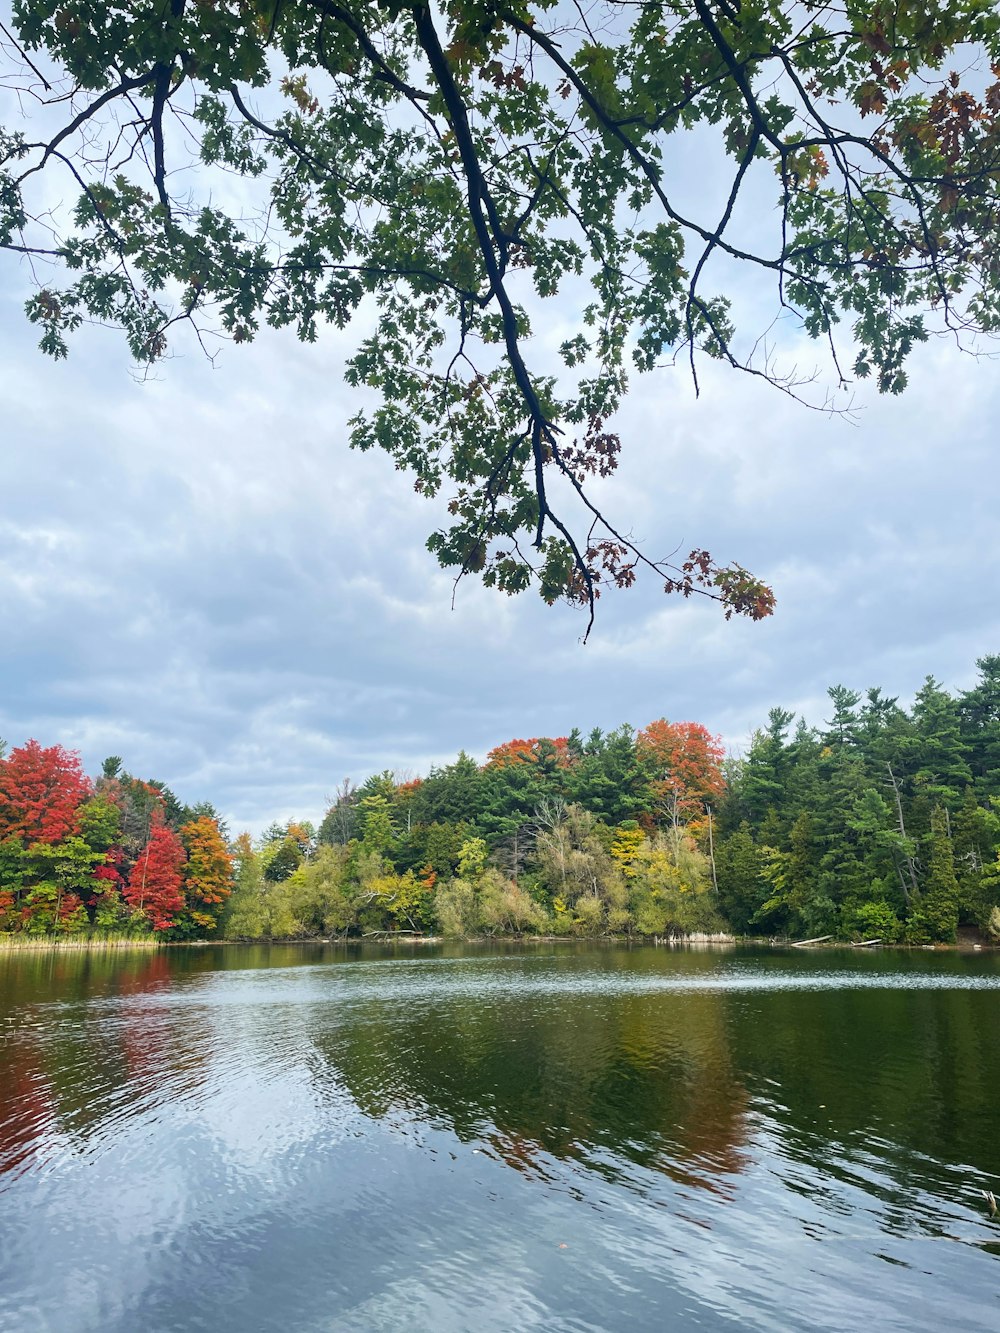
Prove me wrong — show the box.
[1,932,995,954]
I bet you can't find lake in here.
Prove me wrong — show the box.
[1,942,998,1331]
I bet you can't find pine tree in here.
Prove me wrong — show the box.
[824,685,862,748]
[737,708,794,828]
[715,825,767,934]
[910,806,961,943]
[911,678,971,811]
[959,656,1000,803]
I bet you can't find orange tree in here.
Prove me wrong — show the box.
[179,815,234,935]
[636,719,725,824]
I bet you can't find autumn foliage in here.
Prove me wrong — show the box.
[636,721,726,820]
[0,741,91,844]
[181,816,233,932]
[485,737,573,769]
[0,739,231,938]
[7,657,1000,949]
[124,818,186,932]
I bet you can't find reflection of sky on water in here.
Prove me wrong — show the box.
[29,961,1000,1017]
[0,949,998,1331]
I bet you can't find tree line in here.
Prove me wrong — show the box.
[3,655,999,943]
[0,745,231,937]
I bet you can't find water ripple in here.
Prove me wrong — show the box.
[12,959,999,1025]
[1,947,998,1332]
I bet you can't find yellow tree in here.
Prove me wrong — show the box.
[181,817,233,935]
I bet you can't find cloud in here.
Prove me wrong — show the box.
[1,203,997,835]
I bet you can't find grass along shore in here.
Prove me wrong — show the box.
[0,932,164,952]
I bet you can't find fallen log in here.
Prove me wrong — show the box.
[791,934,833,947]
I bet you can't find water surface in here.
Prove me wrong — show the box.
[1,943,998,1331]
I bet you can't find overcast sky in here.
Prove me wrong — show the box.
[2,109,998,835]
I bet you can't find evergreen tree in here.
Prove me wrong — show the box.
[909,806,961,943]
[959,656,1000,802]
[565,725,650,824]
[911,677,971,811]
[823,685,862,748]
[409,754,486,826]
[714,825,768,934]
[353,772,398,843]
[736,708,795,828]
[360,794,395,856]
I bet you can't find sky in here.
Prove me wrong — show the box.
[2,59,999,836]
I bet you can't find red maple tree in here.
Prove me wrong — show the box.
[0,740,91,844]
[124,817,186,931]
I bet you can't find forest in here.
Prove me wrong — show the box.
[1,655,999,945]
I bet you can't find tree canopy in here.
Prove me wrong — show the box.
[3,0,1000,631]
[3,656,1000,941]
